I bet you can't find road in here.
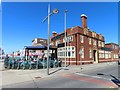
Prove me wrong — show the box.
[1,62,120,88]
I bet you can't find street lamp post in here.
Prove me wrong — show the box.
[64,10,68,67]
[42,4,58,75]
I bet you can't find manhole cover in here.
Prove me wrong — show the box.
[97,73,104,75]
[64,68,69,70]
[34,76,41,79]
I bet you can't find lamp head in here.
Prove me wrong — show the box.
[65,10,68,12]
[52,9,59,14]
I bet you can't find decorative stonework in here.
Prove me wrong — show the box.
[99,34,102,40]
[92,31,96,37]
[83,28,89,35]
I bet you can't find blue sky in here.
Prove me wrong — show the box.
[2,2,118,54]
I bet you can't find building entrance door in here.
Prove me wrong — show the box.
[93,50,98,63]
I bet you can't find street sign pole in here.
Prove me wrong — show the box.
[42,4,59,75]
[47,4,50,75]
[64,10,68,67]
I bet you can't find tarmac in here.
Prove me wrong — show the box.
[0,61,118,88]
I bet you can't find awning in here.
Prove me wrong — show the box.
[25,46,46,50]
[100,47,112,51]
[24,45,57,50]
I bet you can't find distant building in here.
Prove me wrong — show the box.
[32,38,47,46]
[0,48,5,59]
[31,38,48,58]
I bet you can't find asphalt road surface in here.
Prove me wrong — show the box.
[2,63,120,88]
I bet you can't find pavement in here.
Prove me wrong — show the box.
[0,61,119,88]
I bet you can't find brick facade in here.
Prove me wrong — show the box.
[104,43,119,62]
[50,14,119,65]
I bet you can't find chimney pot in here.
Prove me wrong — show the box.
[81,14,87,19]
[52,31,57,36]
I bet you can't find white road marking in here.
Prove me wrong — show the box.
[76,73,111,81]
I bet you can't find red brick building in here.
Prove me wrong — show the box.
[105,43,119,62]
[50,14,119,65]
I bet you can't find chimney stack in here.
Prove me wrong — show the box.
[52,31,57,36]
[81,14,87,28]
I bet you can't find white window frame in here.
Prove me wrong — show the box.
[81,47,84,58]
[80,35,84,43]
[98,41,101,47]
[112,45,114,49]
[89,38,92,45]
[101,42,104,47]
[99,53,101,58]
[67,36,73,42]
[57,46,75,58]
[93,39,96,46]
[105,53,108,59]
[89,48,92,58]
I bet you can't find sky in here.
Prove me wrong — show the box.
[2,2,118,54]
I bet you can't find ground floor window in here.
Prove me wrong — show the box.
[101,53,104,58]
[99,50,104,59]
[99,53,104,58]
[105,53,108,59]
[99,53,102,58]
[108,53,111,58]
[57,46,75,58]
[70,51,75,57]
[116,54,118,58]
[114,54,118,59]
[114,54,116,59]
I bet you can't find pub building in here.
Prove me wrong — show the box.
[50,14,119,65]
